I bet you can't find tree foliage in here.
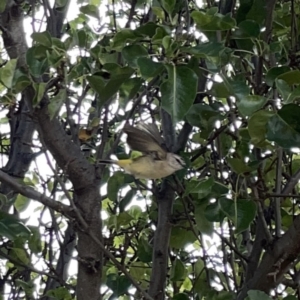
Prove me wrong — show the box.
[0,0,300,299]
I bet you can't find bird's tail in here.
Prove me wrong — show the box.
[97,159,118,165]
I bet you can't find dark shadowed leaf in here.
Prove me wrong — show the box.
[219,198,256,233]
[106,274,132,296]
[170,258,187,281]
[0,212,31,240]
[267,104,300,148]
[247,290,272,300]
[195,204,213,235]
[266,66,291,86]
[248,110,274,147]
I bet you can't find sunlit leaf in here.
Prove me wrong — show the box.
[0,59,17,88]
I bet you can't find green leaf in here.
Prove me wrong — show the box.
[275,79,291,103]
[0,1,6,13]
[173,293,190,300]
[28,226,42,254]
[161,0,176,15]
[46,287,72,300]
[0,211,31,240]
[79,4,100,19]
[227,157,253,175]
[278,70,300,86]
[48,89,67,120]
[137,238,153,263]
[32,82,47,107]
[31,31,52,48]
[185,177,214,198]
[170,258,187,282]
[219,198,256,233]
[237,95,267,117]
[170,225,197,249]
[137,57,164,79]
[15,194,30,213]
[205,202,226,222]
[107,172,133,202]
[122,45,148,67]
[13,75,31,93]
[233,20,260,38]
[11,248,30,265]
[106,274,132,296]
[87,65,134,106]
[247,290,272,300]
[119,189,135,212]
[186,103,224,131]
[111,29,142,50]
[267,104,300,148]
[245,0,267,25]
[219,133,232,157]
[161,65,197,123]
[248,110,274,147]
[0,59,17,88]
[191,10,236,31]
[265,66,291,86]
[195,204,213,235]
[26,46,49,77]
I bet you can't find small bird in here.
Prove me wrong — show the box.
[98,122,185,179]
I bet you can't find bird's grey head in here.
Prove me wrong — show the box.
[167,153,186,171]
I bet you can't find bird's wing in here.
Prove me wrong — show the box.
[123,123,167,159]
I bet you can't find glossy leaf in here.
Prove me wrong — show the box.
[237,95,267,117]
[219,198,256,233]
[233,20,260,38]
[266,66,291,86]
[267,104,300,148]
[122,45,148,67]
[137,57,164,79]
[205,202,226,222]
[161,65,197,123]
